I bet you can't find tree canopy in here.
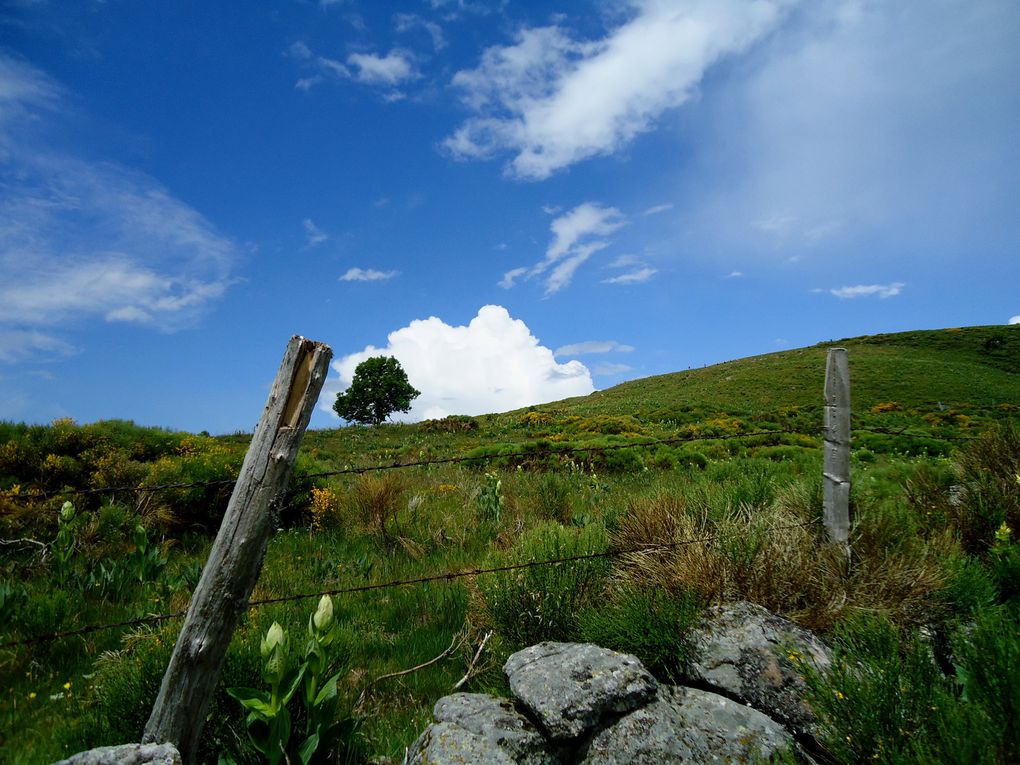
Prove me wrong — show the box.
[332,356,420,426]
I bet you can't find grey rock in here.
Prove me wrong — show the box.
[405,693,556,765]
[404,723,518,765]
[503,642,657,740]
[54,743,181,765]
[687,601,831,738]
[581,686,806,765]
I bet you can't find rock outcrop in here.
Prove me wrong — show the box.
[407,604,828,764]
[53,743,182,765]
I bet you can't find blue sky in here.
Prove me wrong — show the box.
[1,0,1018,433]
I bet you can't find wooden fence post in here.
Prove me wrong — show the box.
[143,336,332,763]
[823,347,851,546]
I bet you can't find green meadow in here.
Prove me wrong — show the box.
[1,325,1018,764]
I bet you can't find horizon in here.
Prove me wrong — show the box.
[2,1,1018,433]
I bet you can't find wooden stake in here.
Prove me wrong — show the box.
[143,337,332,763]
[823,348,851,546]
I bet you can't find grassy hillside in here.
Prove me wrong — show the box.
[533,324,1020,420]
[292,325,1019,473]
[2,325,1018,764]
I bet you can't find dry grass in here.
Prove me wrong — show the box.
[611,479,953,632]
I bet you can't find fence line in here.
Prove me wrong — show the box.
[5,427,814,502]
[4,422,993,504]
[0,520,822,650]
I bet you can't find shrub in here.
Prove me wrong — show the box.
[578,586,702,682]
[348,473,405,546]
[949,423,1020,553]
[477,522,609,648]
[802,608,1020,764]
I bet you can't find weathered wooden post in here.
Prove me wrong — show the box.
[823,348,851,547]
[143,336,332,763]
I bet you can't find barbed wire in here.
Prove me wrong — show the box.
[853,426,981,442]
[5,428,814,502]
[0,520,822,650]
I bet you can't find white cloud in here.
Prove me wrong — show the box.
[593,362,633,376]
[395,13,447,51]
[340,268,399,282]
[1009,316,1020,325]
[288,41,313,60]
[824,282,905,299]
[323,305,594,421]
[347,51,417,86]
[725,270,743,278]
[499,203,624,295]
[555,340,634,356]
[0,54,236,355]
[499,267,527,289]
[690,2,1020,258]
[642,203,673,216]
[303,218,328,247]
[445,1,788,179]
[0,330,76,363]
[603,267,657,285]
[295,76,325,92]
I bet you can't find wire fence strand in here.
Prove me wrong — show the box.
[6,427,814,502]
[0,520,822,650]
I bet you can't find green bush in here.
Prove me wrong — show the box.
[578,586,702,682]
[802,609,1020,764]
[478,522,609,648]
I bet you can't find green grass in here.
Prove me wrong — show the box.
[1,325,1018,763]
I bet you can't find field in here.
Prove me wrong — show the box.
[1,325,1019,764]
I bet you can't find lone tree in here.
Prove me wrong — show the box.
[333,356,420,425]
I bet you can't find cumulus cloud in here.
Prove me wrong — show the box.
[602,267,657,285]
[0,54,236,361]
[445,1,788,179]
[1009,316,1020,325]
[504,203,625,295]
[822,283,905,299]
[340,268,399,282]
[555,340,634,356]
[323,305,594,421]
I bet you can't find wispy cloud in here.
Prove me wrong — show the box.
[592,362,633,376]
[445,2,788,179]
[642,203,673,216]
[347,51,417,86]
[340,267,399,282]
[498,267,527,289]
[290,43,417,97]
[395,13,447,51]
[0,54,237,362]
[502,203,624,295]
[303,218,328,247]
[554,340,634,356]
[0,330,76,364]
[819,282,905,299]
[725,270,743,278]
[603,267,657,285]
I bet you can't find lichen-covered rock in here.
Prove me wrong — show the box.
[404,723,518,765]
[580,686,807,765]
[503,642,657,740]
[405,693,556,765]
[687,601,832,738]
[53,743,182,765]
